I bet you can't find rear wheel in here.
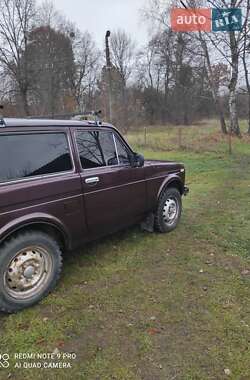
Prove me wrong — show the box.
[0,231,62,313]
[155,188,182,233]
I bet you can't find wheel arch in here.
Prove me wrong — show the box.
[0,214,70,251]
[157,176,184,202]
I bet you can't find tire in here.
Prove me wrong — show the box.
[155,187,182,233]
[0,231,62,313]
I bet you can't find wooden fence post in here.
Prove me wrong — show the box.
[228,129,232,155]
[144,127,147,146]
[178,127,182,149]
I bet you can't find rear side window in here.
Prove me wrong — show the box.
[0,133,72,183]
[76,130,118,169]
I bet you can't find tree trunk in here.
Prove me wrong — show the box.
[242,43,250,134]
[199,33,227,134]
[228,85,240,135]
[211,85,227,134]
[248,95,250,135]
[20,88,30,116]
[164,75,170,122]
[228,31,240,136]
[228,64,240,136]
[244,66,250,134]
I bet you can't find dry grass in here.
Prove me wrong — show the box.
[126,119,250,155]
[0,119,249,380]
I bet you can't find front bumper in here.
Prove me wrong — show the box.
[184,186,189,196]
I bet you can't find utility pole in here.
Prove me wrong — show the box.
[105,30,113,122]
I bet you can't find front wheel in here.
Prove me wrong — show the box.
[0,231,62,313]
[155,188,182,233]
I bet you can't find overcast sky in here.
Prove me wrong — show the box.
[49,0,149,49]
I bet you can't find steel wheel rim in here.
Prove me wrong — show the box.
[163,197,179,226]
[4,246,52,300]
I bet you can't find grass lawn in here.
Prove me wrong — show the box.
[0,120,249,379]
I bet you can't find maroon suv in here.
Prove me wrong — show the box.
[0,118,189,313]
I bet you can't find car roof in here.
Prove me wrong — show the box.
[1,118,113,129]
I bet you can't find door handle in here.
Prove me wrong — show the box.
[85,177,100,185]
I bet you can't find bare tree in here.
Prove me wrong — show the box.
[0,67,12,103]
[100,30,136,130]
[71,31,101,112]
[171,0,228,133]
[36,0,58,26]
[35,0,100,114]
[241,19,250,134]
[197,31,228,133]
[136,40,164,123]
[200,0,250,135]
[142,0,229,132]
[0,0,36,115]
[36,0,68,30]
[110,29,136,86]
[25,25,75,115]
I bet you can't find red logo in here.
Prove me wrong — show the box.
[171,8,211,32]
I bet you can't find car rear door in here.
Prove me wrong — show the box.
[0,128,87,250]
[73,127,147,239]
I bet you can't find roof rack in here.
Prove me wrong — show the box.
[72,110,102,126]
[28,110,103,126]
[93,110,102,126]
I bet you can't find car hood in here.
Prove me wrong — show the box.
[144,159,184,171]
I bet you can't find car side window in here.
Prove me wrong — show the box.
[114,134,131,165]
[0,132,72,184]
[76,130,118,169]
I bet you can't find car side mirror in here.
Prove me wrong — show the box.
[130,153,144,168]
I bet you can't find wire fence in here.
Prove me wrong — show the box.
[126,121,250,155]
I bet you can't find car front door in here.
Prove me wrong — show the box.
[74,128,147,239]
